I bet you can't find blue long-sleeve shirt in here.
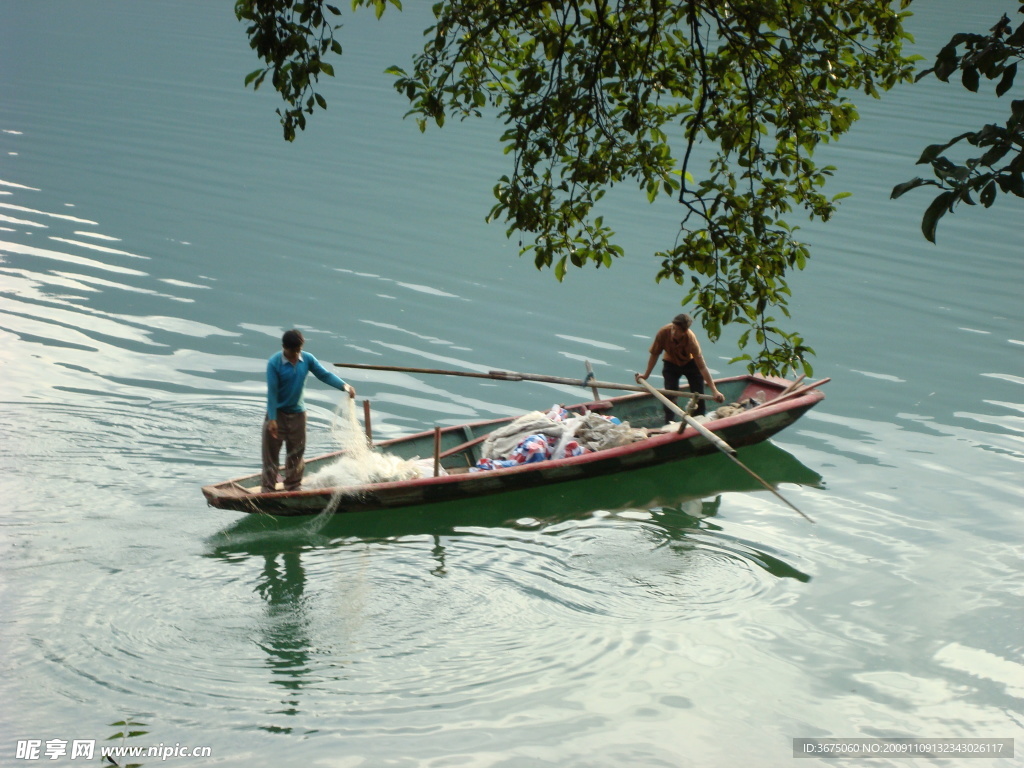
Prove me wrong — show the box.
[266,351,348,420]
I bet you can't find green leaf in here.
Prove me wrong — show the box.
[890,177,932,199]
[961,65,980,92]
[934,46,960,82]
[1008,21,1024,47]
[1008,172,1024,197]
[921,191,954,243]
[996,62,1017,97]
[980,180,997,207]
[916,134,972,165]
[980,142,1011,167]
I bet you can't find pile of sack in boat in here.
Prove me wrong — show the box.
[471,405,647,471]
[697,394,766,422]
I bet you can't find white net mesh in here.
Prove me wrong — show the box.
[304,398,426,489]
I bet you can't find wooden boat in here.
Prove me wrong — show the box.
[202,374,825,517]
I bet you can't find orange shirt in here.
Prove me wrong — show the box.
[650,324,702,367]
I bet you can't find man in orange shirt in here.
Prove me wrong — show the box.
[639,313,725,421]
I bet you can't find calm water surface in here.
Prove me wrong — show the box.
[1,2,1021,766]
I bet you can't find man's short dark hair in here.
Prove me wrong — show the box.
[282,329,304,350]
[672,313,692,329]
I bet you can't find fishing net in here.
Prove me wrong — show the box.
[304,398,428,489]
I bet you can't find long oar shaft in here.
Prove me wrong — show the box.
[634,374,815,524]
[750,378,831,412]
[634,375,735,454]
[333,362,715,400]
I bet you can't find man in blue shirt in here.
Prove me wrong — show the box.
[261,329,355,493]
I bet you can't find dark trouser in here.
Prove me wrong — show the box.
[261,411,307,492]
[663,359,706,420]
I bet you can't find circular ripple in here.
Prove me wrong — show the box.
[461,510,796,625]
[15,493,807,740]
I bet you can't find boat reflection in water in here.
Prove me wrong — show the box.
[205,441,818,718]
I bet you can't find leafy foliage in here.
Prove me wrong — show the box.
[238,0,918,376]
[235,0,353,141]
[891,1,1024,243]
[104,717,149,768]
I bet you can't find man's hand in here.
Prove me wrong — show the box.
[267,419,279,440]
[711,389,726,403]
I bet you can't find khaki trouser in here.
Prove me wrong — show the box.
[261,411,306,492]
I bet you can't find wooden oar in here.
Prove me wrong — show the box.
[333,362,716,400]
[778,373,807,397]
[634,374,815,524]
[750,378,831,412]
